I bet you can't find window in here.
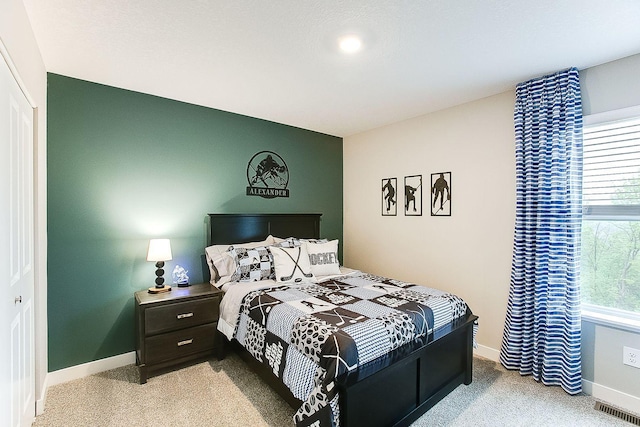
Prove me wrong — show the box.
[581,110,640,326]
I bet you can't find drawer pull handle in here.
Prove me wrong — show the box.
[177,339,193,347]
[177,312,194,319]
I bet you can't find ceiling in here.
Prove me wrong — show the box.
[22,0,640,137]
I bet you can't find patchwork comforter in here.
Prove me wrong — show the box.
[219,271,472,427]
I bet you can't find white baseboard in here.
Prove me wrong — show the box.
[474,344,500,361]
[46,351,136,387]
[36,374,48,415]
[583,379,640,415]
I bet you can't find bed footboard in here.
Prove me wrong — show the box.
[227,313,476,427]
[337,313,477,427]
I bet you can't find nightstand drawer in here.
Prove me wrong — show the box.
[145,297,219,335]
[145,323,216,364]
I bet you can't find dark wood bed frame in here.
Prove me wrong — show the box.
[206,213,477,427]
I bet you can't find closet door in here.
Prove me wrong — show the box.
[0,51,35,427]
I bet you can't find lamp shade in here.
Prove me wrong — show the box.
[146,239,172,262]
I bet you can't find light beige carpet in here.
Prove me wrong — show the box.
[33,354,635,426]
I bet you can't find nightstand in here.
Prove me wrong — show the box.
[135,283,223,384]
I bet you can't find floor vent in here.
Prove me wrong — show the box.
[594,401,640,426]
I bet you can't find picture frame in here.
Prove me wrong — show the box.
[431,172,451,216]
[381,177,397,216]
[404,175,422,216]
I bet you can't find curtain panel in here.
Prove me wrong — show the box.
[500,67,583,394]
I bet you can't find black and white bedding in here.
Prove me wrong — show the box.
[217,268,473,427]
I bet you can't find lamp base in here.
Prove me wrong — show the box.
[148,285,172,294]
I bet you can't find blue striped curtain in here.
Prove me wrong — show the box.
[500,68,583,394]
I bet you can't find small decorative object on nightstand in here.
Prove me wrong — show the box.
[172,265,190,287]
[146,238,172,293]
[135,283,223,383]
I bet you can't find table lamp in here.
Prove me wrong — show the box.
[147,238,172,293]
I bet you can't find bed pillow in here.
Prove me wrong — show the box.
[304,239,341,276]
[205,235,275,284]
[270,245,316,284]
[272,237,299,248]
[273,237,329,248]
[204,250,235,285]
[228,245,275,282]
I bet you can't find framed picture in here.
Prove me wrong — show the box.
[404,175,422,216]
[431,172,451,216]
[381,177,397,216]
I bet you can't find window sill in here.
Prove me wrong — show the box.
[582,305,640,334]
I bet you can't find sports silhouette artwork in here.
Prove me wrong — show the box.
[404,175,422,216]
[246,151,290,198]
[431,172,451,216]
[381,177,397,216]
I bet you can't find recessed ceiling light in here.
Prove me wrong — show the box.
[338,35,362,54]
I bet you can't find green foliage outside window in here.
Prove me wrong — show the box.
[581,175,640,313]
[581,220,640,312]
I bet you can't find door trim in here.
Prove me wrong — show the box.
[0,37,40,422]
[0,40,36,108]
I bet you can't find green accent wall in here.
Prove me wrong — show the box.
[47,73,343,371]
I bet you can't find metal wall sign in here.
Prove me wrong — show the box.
[404,175,422,216]
[381,177,397,216]
[246,151,290,198]
[431,171,451,216]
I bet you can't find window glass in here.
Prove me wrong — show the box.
[581,115,640,314]
[582,220,640,312]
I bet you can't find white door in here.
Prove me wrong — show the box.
[0,50,35,427]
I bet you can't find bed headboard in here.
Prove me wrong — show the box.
[202,213,322,282]
[206,213,322,246]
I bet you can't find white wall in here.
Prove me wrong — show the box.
[344,54,640,409]
[579,54,640,404]
[0,0,48,413]
[344,90,516,354]
[581,53,640,116]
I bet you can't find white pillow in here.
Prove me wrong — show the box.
[304,240,341,276]
[205,235,275,284]
[270,245,316,284]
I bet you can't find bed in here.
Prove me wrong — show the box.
[205,213,477,427]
